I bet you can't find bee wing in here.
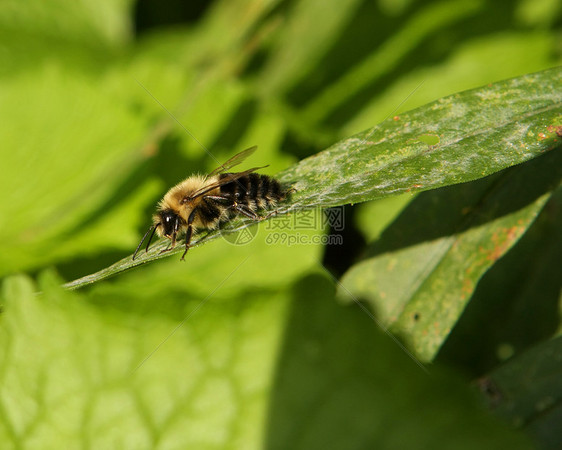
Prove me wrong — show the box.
[186,166,268,201]
[206,146,258,178]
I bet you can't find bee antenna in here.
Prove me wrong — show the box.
[133,223,160,260]
[145,223,160,254]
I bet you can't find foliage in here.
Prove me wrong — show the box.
[0,0,561,448]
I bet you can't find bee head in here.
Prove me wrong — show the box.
[157,210,183,238]
[133,209,185,260]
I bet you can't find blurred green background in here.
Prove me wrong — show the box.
[0,0,560,448]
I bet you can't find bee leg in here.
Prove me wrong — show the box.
[181,226,193,261]
[204,195,231,203]
[181,209,198,261]
[285,186,297,196]
[261,208,282,220]
[158,232,177,255]
[232,203,260,220]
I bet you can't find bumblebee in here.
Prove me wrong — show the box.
[133,146,290,260]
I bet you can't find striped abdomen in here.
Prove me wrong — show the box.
[219,172,285,210]
[196,173,285,227]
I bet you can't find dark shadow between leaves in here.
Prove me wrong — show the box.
[264,273,419,449]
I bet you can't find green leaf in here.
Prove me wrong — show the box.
[0,271,532,449]
[338,148,562,361]
[87,218,325,304]
[2,1,561,448]
[477,336,562,448]
[65,68,562,289]
[62,211,324,290]
[0,0,133,75]
[437,187,562,374]
[0,271,293,449]
[344,31,560,134]
[282,67,562,209]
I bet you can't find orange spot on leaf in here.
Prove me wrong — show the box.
[462,278,473,295]
[486,226,521,261]
[547,125,562,137]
